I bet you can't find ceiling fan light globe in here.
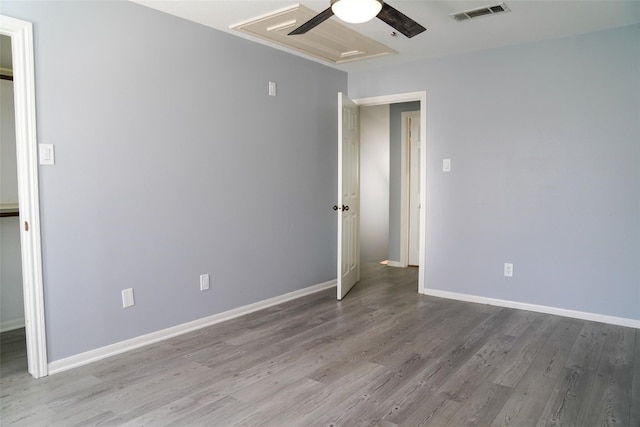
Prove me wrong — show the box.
[331,0,383,24]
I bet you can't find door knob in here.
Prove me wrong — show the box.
[343,205,349,211]
[333,205,339,211]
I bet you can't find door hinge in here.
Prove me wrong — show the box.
[24,221,29,231]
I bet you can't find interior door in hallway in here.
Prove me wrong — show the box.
[407,111,420,266]
[337,93,360,300]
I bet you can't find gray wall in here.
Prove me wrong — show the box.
[388,102,420,263]
[2,0,346,361]
[360,104,389,263]
[350,25,640,321]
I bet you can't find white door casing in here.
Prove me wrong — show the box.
[337,92,360,300]
[0,15,48,378]
[408,112,420,266]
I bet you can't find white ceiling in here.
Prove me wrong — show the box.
[131,0,640,71]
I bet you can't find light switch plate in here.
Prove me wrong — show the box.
[268,81,277,96]
[200,274,210,291]
[39,144,55,165]
[443,158,451,172]
[122,288,135,308]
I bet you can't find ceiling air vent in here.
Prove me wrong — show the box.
[451,3,510,21]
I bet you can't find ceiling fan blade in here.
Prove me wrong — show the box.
[377,3,426,38]
[288,7,334,35]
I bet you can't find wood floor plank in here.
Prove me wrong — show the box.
[489,315,560,388]
[534,321,609,426]
[263,361,389,427]
[163,395,241,427]
[118,397,200,427]
[576,325,635,426]
[370,300,486,367]
[1,371,103,416]
[260,362,388,426]
[315,352,441,424]
[490,318,584,427]
[442,381,513,427]
[437,334,516,402]
[219,378,326,426]
[409,308,515,392]
[381,309,515,425]
[0,402,58,426]
[388,392,461,427]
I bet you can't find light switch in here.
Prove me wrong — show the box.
[39,144,55,165]
[443,158,451,172]
[269,81,277,96]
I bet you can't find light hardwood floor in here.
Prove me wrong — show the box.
[1,264,639,426]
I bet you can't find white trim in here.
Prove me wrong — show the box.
[422,288,640,329]
[1,15,48,378]
[354,91,427,294]
[0,317,26,333]
[386,261,404,268]
[354,91,425,107]
[418,100,427,294]
[48,279,337,375]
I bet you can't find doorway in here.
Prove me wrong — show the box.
[355,91,427,294]
[0,15,47,378]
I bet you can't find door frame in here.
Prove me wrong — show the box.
[401,110,420,267]
[353,91,427,294]
[1,15,48,378]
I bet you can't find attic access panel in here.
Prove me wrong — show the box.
[231,4,397,64]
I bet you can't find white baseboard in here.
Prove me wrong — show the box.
[0,317,25,333]
[422,288,640,329]
[49,279,336,375]
[386,261,405,268]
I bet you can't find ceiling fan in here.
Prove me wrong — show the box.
[288,0,426,38]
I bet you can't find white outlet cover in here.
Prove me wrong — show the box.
[268,81,276,96]
[443,158,451,172]
[504,263,513,277]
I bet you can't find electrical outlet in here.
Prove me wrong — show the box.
[122,288,135,308]
[504,263,513,277]
[268,81,277,96]
[200,274,210,291]
[443,158,451,172]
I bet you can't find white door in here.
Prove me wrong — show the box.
[337,93,360,300]
[408,112,421,266]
